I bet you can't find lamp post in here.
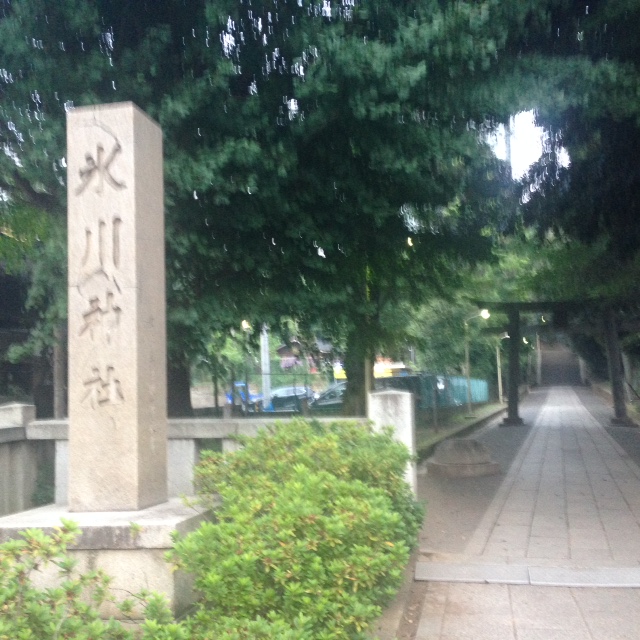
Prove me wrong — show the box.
[465,309,490,416]
[260,324,271,412]
[241,320,252,414]
[496,332,509,403]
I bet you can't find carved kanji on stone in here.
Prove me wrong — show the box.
[81,366,124,409]
[75,140,126,195]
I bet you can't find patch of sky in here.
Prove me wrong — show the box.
[491,110,570,180]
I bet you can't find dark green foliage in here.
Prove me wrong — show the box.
[0,0,518,408]
[517,0,640,306]
[172,418,424,639]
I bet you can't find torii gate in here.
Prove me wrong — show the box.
[476,300,632,426]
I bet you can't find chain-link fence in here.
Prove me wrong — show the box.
[192,368,489,417]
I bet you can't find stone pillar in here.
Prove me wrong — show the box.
[67,102,167,512]
[368,390,417,494]
[503,309,524,425]
[622,352,633,404]
[579,356,588,385]
[603,307,629,424]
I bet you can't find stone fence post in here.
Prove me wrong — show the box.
[367,390,417,495]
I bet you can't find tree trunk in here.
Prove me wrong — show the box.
[503,309,523,425]
[167,357,193,417]
[341,328,373,416]
[53,324,67,419]
[32,355,54,419]
[213,371,220,411]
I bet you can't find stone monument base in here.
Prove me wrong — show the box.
[0,498,207,619]
[501,415,525,426]
[426,438,500,478]
[611,416,639,428]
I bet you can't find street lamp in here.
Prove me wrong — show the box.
[241,320,252,414]
[465,309,490,416]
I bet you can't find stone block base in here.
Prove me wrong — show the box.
[426,438,500,478]
[0,498,208,619]
[426,459,500,478]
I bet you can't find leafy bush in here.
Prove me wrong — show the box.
[171,419,424,639]
[0,420,423,640]
[0,520,185,640]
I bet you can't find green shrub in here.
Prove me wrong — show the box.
[172,419,424,639]
[0,420,423,640]
[0,520,185,640]
[194,418,423,548]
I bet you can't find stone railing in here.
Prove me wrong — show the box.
[0,404,54,516]
[0,389,416,516]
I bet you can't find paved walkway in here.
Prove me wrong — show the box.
[412,386,640,640]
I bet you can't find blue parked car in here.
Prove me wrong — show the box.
[225,382,263,412]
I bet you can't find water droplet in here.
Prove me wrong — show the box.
[112,80,117,90]
[193,190,198,200]
[317,247,325,258]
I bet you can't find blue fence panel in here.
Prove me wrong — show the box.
[419,374,489,409]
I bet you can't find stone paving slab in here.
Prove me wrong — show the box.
[411,387,640,640]
[417,561,640,588]
[529,565,640,588]
[415,561,530,584]
[417,582,640,640]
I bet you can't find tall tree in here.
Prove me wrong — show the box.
[6,0,620,413]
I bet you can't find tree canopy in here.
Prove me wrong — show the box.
[3,0,639,413]
[519,0,640,301]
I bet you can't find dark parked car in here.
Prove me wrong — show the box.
[266,386,318,411]
[309,381,347,412]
